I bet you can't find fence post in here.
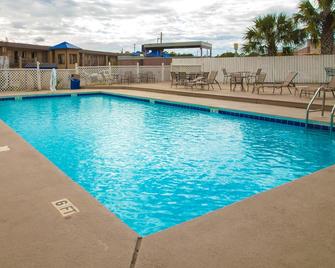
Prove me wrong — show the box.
[109,61,112,80]
[75,63,79,74]
[161,62,164,82]
[136,62,140,80]
[36,61,41,90]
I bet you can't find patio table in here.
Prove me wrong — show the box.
[231,71,251,91]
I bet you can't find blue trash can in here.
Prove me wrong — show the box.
[70,74,80,90]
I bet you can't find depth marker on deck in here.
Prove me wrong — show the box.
[0,146,10,152]
[51,198,79,217]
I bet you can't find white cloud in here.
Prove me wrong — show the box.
[0,0,299,55]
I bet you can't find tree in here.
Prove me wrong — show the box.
[294,0,335,54]
[217,52,236,57]
[243,14,305,56]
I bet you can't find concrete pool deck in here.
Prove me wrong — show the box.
[0,87,333,123]
[85,82,335,111]
[0,88,335,267]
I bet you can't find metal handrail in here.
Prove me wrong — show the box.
[330,104,335,132]
[306,86,323,126]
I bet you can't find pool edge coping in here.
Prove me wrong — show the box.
[1,90,335,266]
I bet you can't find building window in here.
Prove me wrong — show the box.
[14,51,19,63]
[21,51,25,58]
[58,54,65,64]
[31,52,36,59]
[42,53,48,63]
[69,54,77,64]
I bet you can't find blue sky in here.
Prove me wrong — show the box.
[0,0,300,55]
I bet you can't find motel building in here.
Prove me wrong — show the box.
[0,41,119,69]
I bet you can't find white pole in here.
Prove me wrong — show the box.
[161,62,164,82]
[136,62,140,81]
[36,61,41,90]
[75,63,79,74]
[109,61,112,82]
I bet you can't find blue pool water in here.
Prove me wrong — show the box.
[1,94,335,236]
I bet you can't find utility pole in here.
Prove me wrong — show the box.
[157,32,163,43]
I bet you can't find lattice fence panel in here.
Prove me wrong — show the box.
[0,65,172,91]
[0,69,38,91]
[40,69,52,90]
[78,66,110,86]
[57,69,73,89]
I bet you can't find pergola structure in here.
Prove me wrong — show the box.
[142,41,213,57]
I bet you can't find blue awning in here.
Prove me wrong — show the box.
[49,42,81,50]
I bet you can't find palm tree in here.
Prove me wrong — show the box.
[243,14,305,56]
[294,0,335,54]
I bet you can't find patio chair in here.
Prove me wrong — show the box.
[178,72,187,86]
[185,76,205,89]
[323,75,335,97]
[100,71,112,84]
[200,72,209,81]
[230,72,243,91]
[139,72,148,83]
[298,76,335,98]
[194,71,221,90]
[246,68,262,90]
[298,86,319,97]
[170,72,178,87]
[188,73,198,81]
[325,67,335,82]
[266,72,298,95]
[251,73,267,94]
[147,71,156,83]
[121,71,133,84]
[222,68,231,84]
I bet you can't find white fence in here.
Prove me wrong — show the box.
[172,55,335,83]
[0,69,73,91]
[171,64,202,73]
[78,65,170,86]
[0,64,171,91]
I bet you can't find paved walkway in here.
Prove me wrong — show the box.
[86,82,335,109]
[0,121,138,268]
[108,89,332,123]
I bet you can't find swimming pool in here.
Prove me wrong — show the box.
[1,93,335,236]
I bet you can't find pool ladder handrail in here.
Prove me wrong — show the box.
[305,86,323,126]
[330,104,335,132]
